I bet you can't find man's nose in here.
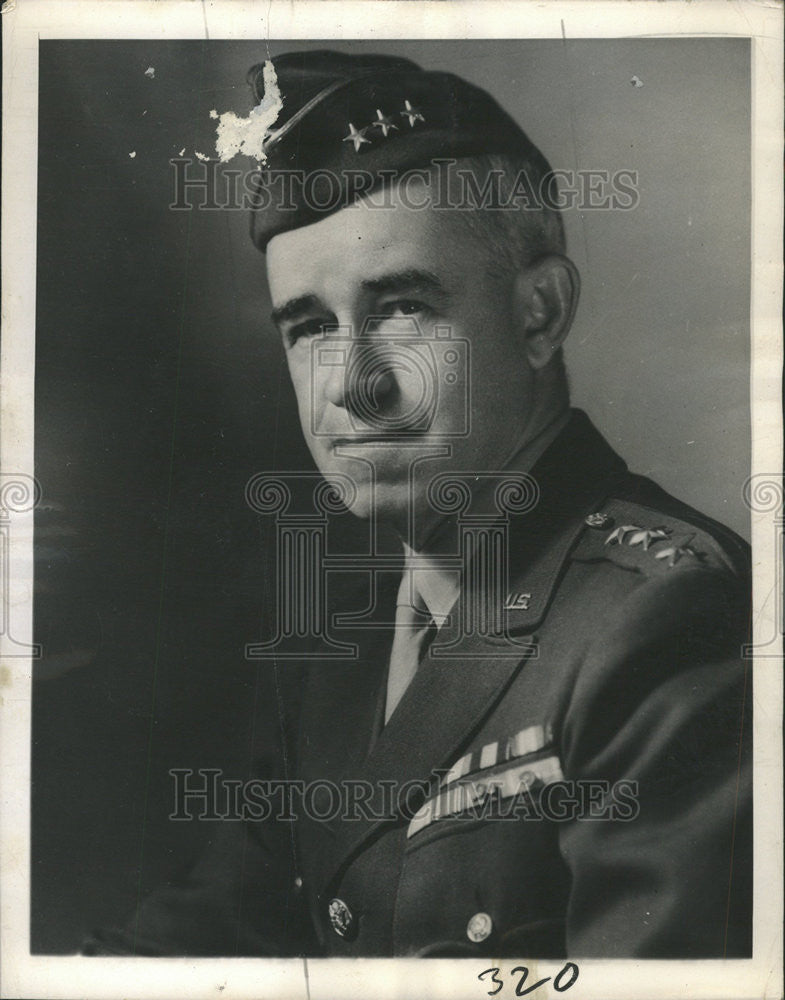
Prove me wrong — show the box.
[324,338,396,423]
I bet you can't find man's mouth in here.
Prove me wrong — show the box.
[330,435,402,448]
[329,433,426,449]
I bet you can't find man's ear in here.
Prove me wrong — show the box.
[512,255,580,370]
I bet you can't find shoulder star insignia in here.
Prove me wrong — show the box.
[400,99,425,127]
[654,544,697,568]
[343,122,371,152]
[605,524,643,546]
[628,527,671,550]
[371,108,398,137]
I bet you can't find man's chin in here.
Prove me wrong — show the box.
[345,482,410,522]
[319,473,418,530]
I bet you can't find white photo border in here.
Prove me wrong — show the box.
[1,2,782,999]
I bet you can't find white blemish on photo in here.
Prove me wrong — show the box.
[212,59,283,164]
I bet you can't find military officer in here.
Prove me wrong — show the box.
[86,49,751,959]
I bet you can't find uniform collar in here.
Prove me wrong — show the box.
[401,408,574,629]
[489,407,629,631]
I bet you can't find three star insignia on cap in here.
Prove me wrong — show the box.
[342,99,425,154]
[342,122,371,152]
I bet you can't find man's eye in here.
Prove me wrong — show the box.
[385,299,430,318]
[286,318,327,344]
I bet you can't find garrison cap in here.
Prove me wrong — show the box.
[247,49,555,250]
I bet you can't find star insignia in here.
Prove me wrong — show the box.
[371,108,398,137]
[605,524,643,546]
[654,545,698,568]
[400,99,425,127]
[342,122,371,152]
[628,527,671,550]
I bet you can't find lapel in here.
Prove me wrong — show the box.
[316,628,537,893]
[298,570,399,793]
[306,410,629,894]
[500,409,628,632]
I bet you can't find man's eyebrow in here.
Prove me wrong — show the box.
[361,269,447,297]
[270,293,323,327]
[270,270,446,327]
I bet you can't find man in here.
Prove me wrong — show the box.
[87,49,751,959]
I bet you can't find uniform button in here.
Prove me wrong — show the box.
[585,512,613,529]
[328,898,354,938]
[466,911,493,943]
[294,876,303,890]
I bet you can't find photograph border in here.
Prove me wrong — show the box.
[2,2,782,998]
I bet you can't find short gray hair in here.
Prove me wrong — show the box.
[433,154,570,381]
[450,153,565,270]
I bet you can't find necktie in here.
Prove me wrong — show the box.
[384,580,436,724]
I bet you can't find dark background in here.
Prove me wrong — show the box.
[32,39,751,952]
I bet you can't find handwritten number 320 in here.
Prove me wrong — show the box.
[478,962,579,996]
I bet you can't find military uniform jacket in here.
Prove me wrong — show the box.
[89,411,752,959]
